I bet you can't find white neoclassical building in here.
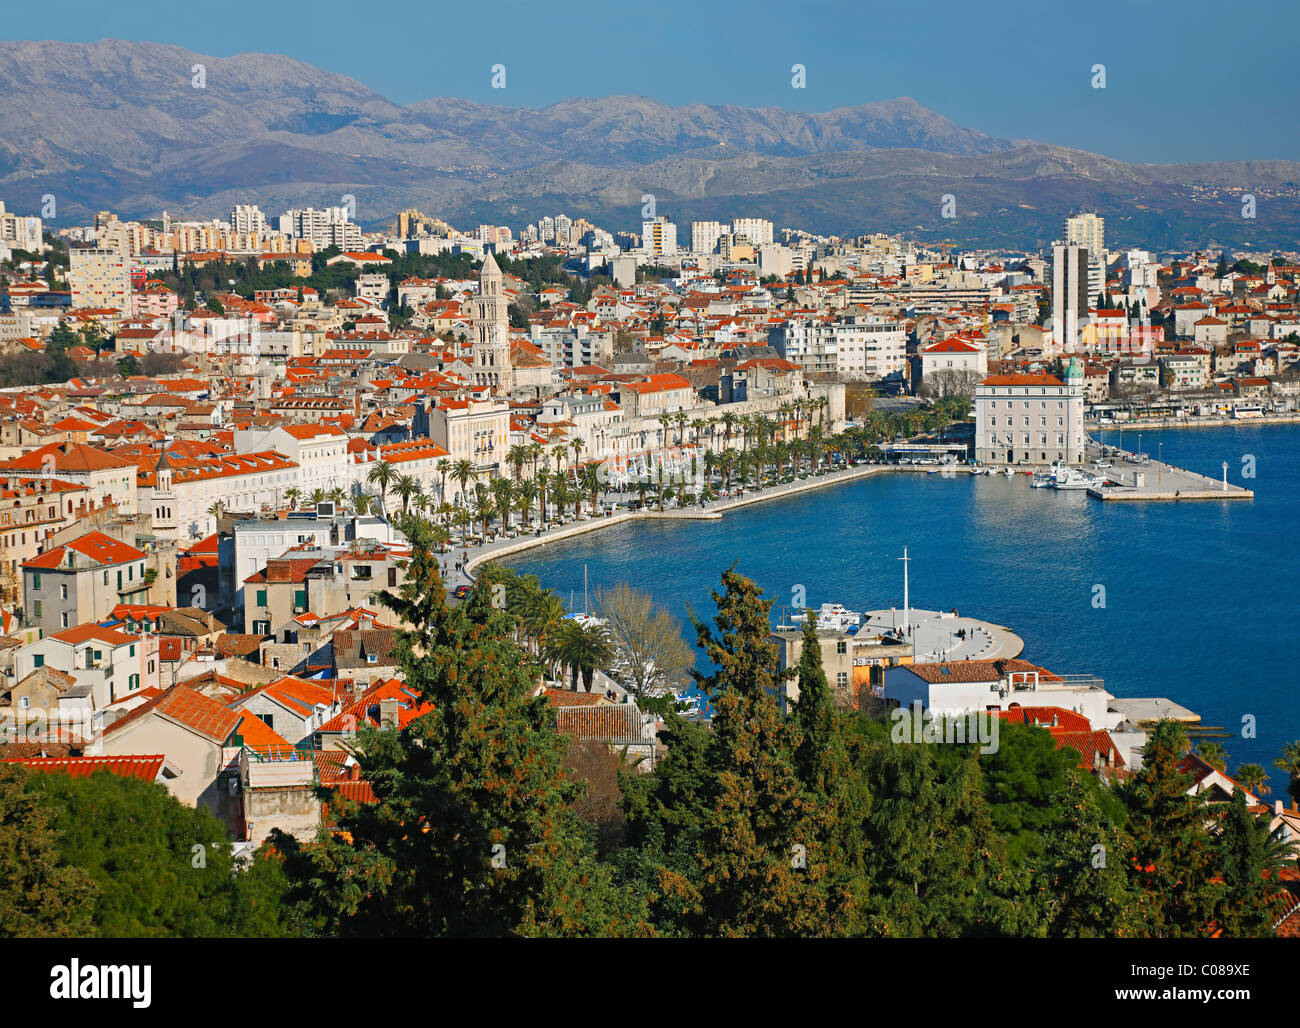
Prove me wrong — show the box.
[974,359,1086,466]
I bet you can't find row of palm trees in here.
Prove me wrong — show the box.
[215,393,973,539]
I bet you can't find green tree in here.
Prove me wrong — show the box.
[1121,721,1220,937]
[0,767,96,937]
[275,520,647,937]
[680,568,842,936]
[24,768,290,937]
[1214,785,1294,937]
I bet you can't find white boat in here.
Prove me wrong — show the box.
[1003,467,1015,478]
[790,602,863,632]
[1050,465,1101,490]
[1030,470,1053,488]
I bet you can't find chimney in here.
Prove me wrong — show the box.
[1276,800,1284,816]
[379,697,400,729]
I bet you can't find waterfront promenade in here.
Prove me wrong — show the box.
[455,462,936,586]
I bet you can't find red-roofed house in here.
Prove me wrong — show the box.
[21,531,151,634]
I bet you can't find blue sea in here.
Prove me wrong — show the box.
[509,424,1299,777]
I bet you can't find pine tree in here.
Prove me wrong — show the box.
[277,521,647,937]
[1038,769,1151,937]
[681,568,843,936]
[1121,721,1220,937]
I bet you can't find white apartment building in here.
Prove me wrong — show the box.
[1064,212,1106,302]
[1051,244,1090,353]
[974,361,1086,466]
[641,216,677,257]
[690,221,726,255]
[69,246,132,313]
[142,450,302,541]
[233,425,350,497]
[731,218,774,246]
[769,317,906,379]
[230,204,267,236]
[0,202,43,252]
[279,207,362,250]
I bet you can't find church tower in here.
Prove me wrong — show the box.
[472,252,513,393]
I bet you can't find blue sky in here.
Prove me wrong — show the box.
[7,0,1297,163]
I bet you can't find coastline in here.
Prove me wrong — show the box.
[463,463,938,579]
[1089,413,1300,430]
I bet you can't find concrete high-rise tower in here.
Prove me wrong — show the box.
[1064,212,1106,303]
[1051,243,1090,353]
[472,251,513,393]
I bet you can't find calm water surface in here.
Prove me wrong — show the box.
[510,424,1299,773]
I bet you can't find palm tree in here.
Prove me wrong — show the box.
[528,441,546,480]
[580,463,601,515]
[307,488,326,507]
[535,468,551,524]
[206,500,226,520]
[366,459,396,514]
[451,458,476,508]
[284,487,302,511]
[394,473,420,514]
[507,444,529,484]
[523,589,567,664]
[1274,741,1300,809]
[435,501,454,546]
[1237,763,1270,798]
[634,478,651,510]
[472,482,491,542]
[517,480,537,530]
[352,493,373,517]
[549,618,614,691]
[550,444,567,477]
[436,458,451,503]
[490,477,514,534]
[1196,741,1228,773]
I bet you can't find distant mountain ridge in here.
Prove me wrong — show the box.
[2,38,1297,250]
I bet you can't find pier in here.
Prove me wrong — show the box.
[1083,442,1253,502]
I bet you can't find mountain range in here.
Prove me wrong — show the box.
[2,39,1297,250]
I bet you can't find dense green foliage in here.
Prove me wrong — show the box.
[2,548,1294,938]
[0,766,290,937]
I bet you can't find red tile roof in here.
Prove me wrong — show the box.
[1,754,166,781]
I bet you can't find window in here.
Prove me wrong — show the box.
[32,573,40,588]
[294,589,307,609]
[33,600,41,618]
[256,589,267,607]
[258,713,274,730]
[60,583,68,600]
[103,571,109,585]
[129,674,140,691]
[33,655,44,669]
[148,660,155,674]
[129,644,136,657]
[836,672,848,688]
[61,612,69,628]
[836,641,847,654]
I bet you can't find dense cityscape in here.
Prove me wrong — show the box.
[2,4,1300,974]
[2,190,1298,945]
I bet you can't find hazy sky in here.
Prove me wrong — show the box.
[7,0,1297,163]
